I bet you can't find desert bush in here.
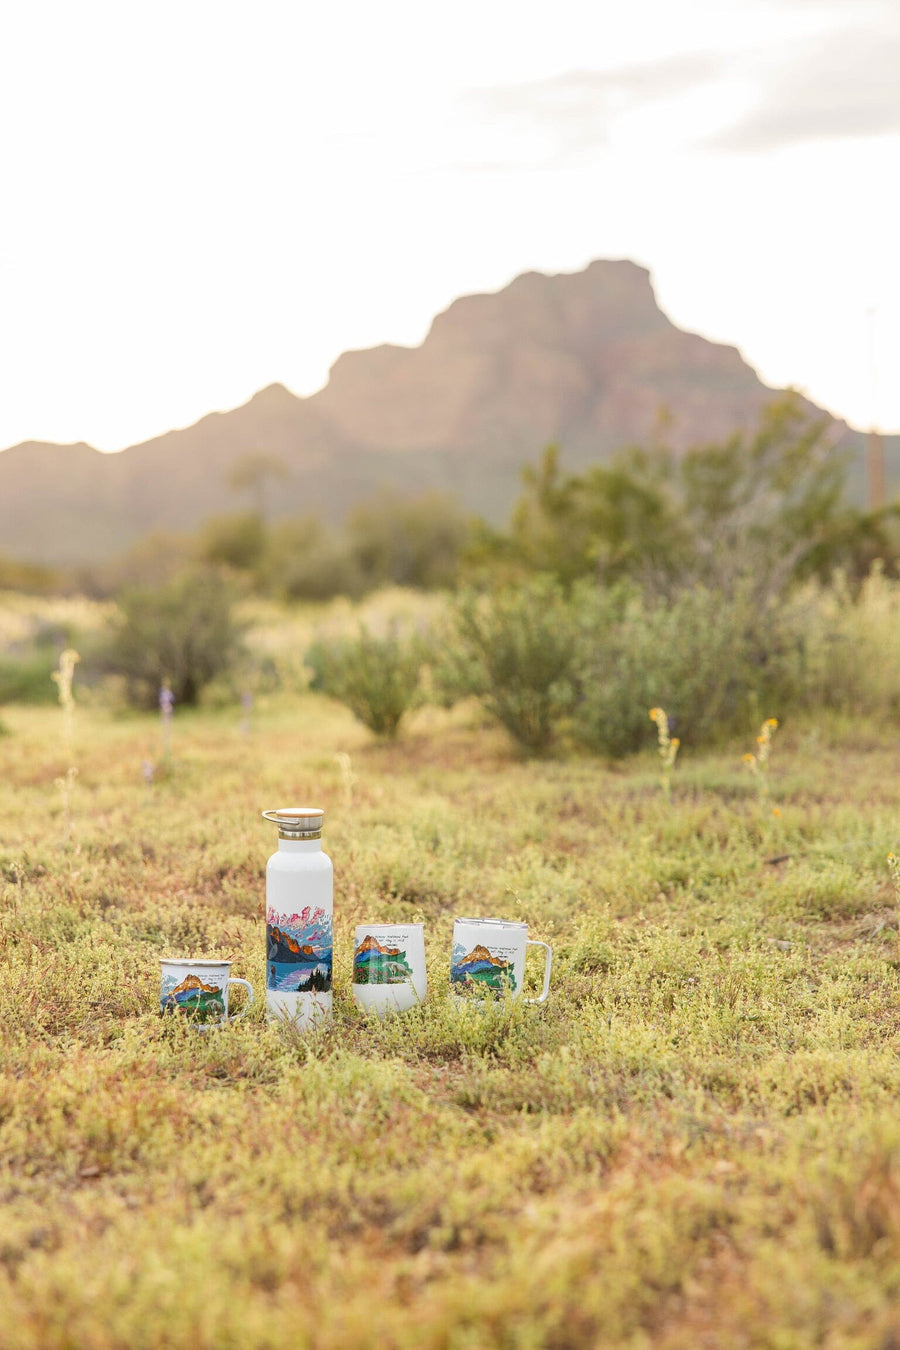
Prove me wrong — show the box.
[474,396,851,600]
[199,511,267,572]
[196,491,472,603]
[0,613,86,706]
[441,576,577,755]
[105,570,244,708]
[465,444,687,589]
[441,564,899,761]
[570,582,802,756]
[82,530,198,597]
[0,649,61,704]
[0,553,65,595]
[306,626,425,737]
[796,566,900,718]
[261,517,364,601]
[347,492,473,590]
[0,595,111,704]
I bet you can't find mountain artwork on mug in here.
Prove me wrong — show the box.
[352,933,414,985]
[160,972,226,1020]
[450,942,517,994]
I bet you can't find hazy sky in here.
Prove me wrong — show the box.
[1,0,898,451]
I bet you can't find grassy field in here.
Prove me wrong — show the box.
[1,684,900,1349]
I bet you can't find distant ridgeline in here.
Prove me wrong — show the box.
[0,259,893,566]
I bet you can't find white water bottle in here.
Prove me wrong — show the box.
[261,807,333,1028]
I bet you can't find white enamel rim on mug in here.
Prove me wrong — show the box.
[451,917,553,1004]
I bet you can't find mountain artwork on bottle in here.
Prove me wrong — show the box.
[266,906,333,994]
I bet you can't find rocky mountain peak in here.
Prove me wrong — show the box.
[0,257,875,566]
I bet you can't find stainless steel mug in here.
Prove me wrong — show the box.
[352,923,426,1017]
[450,917,552,1003]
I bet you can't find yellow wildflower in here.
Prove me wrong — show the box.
[888,854,900,892]
[648,707,678,799]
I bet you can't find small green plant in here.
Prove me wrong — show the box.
[441,576,576,756]
[307,627,424,738]
[648,706,679,799]
[743,716,779,803]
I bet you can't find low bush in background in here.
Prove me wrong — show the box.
[794,565,900,719]
[4,555,900,762]
[194,492,474,602]
[570,582,804,757]
[0,649,61,705]
[104,570,244,708]
[0,554,66,596]
[432,567,900,759]
[306,626,426,738]
[200,511,267,573]
[261,517,366,601]
[439,577,577,755]
[347,492,472,591]
[0,602,101,706]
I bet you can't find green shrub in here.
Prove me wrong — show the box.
[570,582,802,756]
[0,649,60,704]
[473,397,849,597]
[347,492,472,590]
[105,570,244,708]
[307,627,425,737]
[0,554,65,595]
[262,518,364,601]
[794,567,900,719]
[82,531,198,598]
[199,512,266,572]
[441,577,577,755]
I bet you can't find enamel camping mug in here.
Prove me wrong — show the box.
[160,959,255,1025]
[450,917,553,1002]
[352,923,427,1017]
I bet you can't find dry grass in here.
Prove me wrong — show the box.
[1,687,900,1348]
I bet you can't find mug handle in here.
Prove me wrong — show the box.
[227,978,255,1022]
[524,941,552,1005]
